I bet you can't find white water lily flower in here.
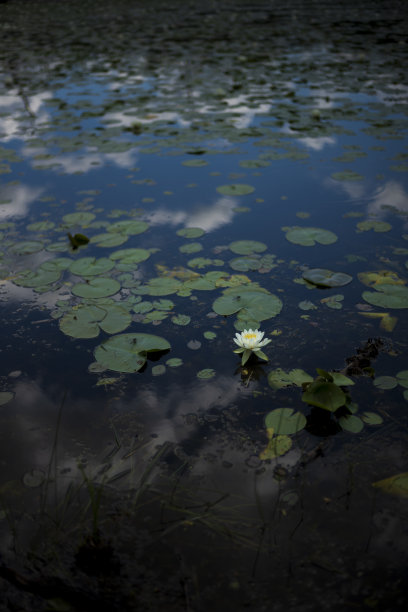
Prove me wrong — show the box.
[233,328,271,365]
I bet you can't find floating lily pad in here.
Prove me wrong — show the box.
[182,159,208,167]
[177,227,205,238]
[27,221,55,231]
[14,264,61,288]
[216,184,255,196]
[229,256,262,272]
[303,268,352,288]
[203,331,217,340]
[338,414,364,433]
[358,270,404,288]
[59,305,105,338]
[179,242,203,254]
[265,407,306,435]
[144,277,182,296]
[197,368,216,379]
[172,314,191,326]
[321,294,344,309]
[229,240,267,255]
[108,220,149,235]
[152,299,174,311]
[373,375,398,390]
[72,277,121,298]
[361,412,383,425]
[188,257,224,269]
[10,240,44,255]
[0,391,14,406]
[23,469,46,488]
[69,257,115,277]
[331,171,364,181]
[98,305,132,334]
[298,300,317,311]
[110,248,151,264]
[152,365,166,376]
[396,370,408,388]
[268,368,313,390]
[283,226,337,246]
[362,284,408,309]
[213,289,282,322]
[62,212,96,226]
[166,358,183,367]
[94,333,171,373]
[91,233,129,247]
[356,220,392,233]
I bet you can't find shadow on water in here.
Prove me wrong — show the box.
[1,0,408,610]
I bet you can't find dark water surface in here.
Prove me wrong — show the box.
[1,1,408,610]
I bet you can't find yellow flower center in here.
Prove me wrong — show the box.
[244,333,257,340]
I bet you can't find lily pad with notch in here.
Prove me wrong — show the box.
[94,333,171,373]
[303,268,352,288]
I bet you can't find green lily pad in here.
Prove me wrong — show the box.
[72,277,121,298]
[239,159,270,168]
[59,305,105,338]
[188,257,224,269]
[69,257,115,277]
[27,221,55,231]
[203,331,217,340]
[183,277,215,291]
[216,184,255,196]
[133,301,153,314]
[373,376,398,390]
[143,277,183,296]
[356,220,392,233]
[172,314,191,326]
[361,411,383,425]
[152,364,166,376]
[108,220,149,235]
[302,381,347,412]
[229,240,267,255]
[182,159,209,167]
[321,294,344,309]
[229,256,262,272]
[303,268,352,288]
[179,242,203,254]
[396,370,408,388]
[177,227,205,238]
[331,171,364,181]
[152,299,174,311]
[62,212,96,226]
[98,304,132,334]
[338,414,364,433]
[298,300,317,311]
[362,284,408,309]
[330,372,355,386]
[268,368,313,390]
[213,289,282,322]
[166,358,183,367]
[94,333,171,373]
[197,368,216,379]
[265,408,306,435]
[0,391,14,406]
[10,240,44,255]
[91,232,129,247]
[14,264,61,288]
[110,248,151,264]
[284,226,338,246]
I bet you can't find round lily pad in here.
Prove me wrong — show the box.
[356,220,392,233]
[14,264,61,288]
[94,333,171,373]
[260,435,292,459]
[338,415,364,433]
[361,412,383,425]
[91,233,129,247]
[0,391,14,406]
[177,227,205,238]
[172,314,191,326]
[197,368,216,379]
[179,242,203,254]
[166,358,183,367]
[229,240,267,255]
[108,220,149,235]
[229,256,262,272]
[284,226,338,246]
[303,268,352,288]
[362,284,408,309]
[152,365,166,376]
[331,171,364,182]
[268,368,313,390]
[396,370,408,389]
[213,289,282,321]
[62,212,96,226]
[216,184,255,196]
[72,277,121,298]
[69,257,115,277]
[59,305,105,338]
[10,240,44,255]
[145,277,183,296]
[110,248,151,264]
[373,376,398,390]
[265,408,307,435]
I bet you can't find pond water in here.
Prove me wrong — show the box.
[1,1,408,610]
